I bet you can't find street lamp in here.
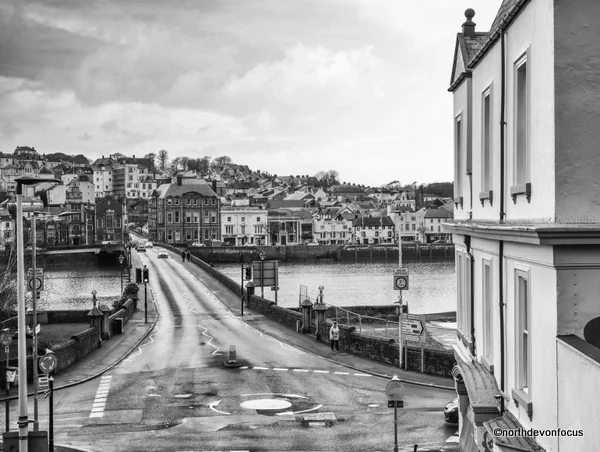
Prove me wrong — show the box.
[118,254,124,295]
[259,251,265,298]
[14,176,58,452]
[318,285,324,304]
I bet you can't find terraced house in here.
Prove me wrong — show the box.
[149,176,221,245]
[446,2,600,451]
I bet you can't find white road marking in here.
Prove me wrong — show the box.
[313,370,329,374]
[273,368,289,371]
[124,326,159,362]
[253,366,268,370]
[89,375,112,418]
[334,371,350,375]
[354,373,371,377]
[292,369,309,373]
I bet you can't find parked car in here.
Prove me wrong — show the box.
[145,242,153,248]
[443,397,458,424]
[137,244,146,252]
[157,249,168,258]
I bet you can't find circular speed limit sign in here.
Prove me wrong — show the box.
[395,277,408,289]
[28,278,43,290]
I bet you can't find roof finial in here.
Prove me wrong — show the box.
[462,8,476,37]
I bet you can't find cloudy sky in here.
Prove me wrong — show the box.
[0,0,501,186]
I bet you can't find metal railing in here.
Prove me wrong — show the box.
[329,304,399,340]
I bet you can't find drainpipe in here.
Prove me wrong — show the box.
[498,26,507,416]
[464,235,475,356]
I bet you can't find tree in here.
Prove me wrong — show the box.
[198,156,211,175]
[315,170,326,181]
[0,241,18,320]
[212,156,232,169]
[158,149,169,171]
[144,153,157,175]
[325,170,339,184]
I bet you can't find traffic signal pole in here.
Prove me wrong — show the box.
[240,263,244,316]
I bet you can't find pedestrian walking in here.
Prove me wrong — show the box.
[329,321,340,352]
[181,250,186,262]
[186,250,191,262]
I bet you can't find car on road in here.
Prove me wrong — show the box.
[145,242,153,248]
[157,249,168,258]
[444,397,458,424]
[137,244,146,252]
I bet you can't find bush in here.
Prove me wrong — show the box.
[123,282,139,299]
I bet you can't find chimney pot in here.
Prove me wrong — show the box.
[462,8,476,38]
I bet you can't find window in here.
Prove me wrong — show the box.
[241,225,246,234]
[203,199,208,205]
[186,212,192,223]
[211,198,216,205]
[167,198,172,205]
[454,114,463,201]
[186,198,191,205]
[515,269,530,392]
[456,251,472,342]
[174,211,180,223]
[193,198,198,205]
[227,217,232,222]
[167,213,173,223]
[515,53,529,187]
[412,224,416,231]
[193,212,199,223]
[174,198,180,205]
[167,229,173,241]
[257,217,261,222]
[226,226,233,234]
[254,225,261,233]
[482,260,493,364]
[241,217,246,222]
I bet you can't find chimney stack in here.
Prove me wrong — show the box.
[462,8,476,38]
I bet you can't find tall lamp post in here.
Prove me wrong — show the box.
[118,254,124,295]
[259,251,265,298]
[14,176,59,452]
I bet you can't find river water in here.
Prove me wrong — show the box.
[34,267,123,311]
[214,260,457,315]
[37,260,457,315]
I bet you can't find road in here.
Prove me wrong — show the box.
[29,246,456,451]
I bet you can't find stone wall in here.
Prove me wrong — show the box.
[52,327,100,373]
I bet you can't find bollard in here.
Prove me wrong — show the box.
[223,345,242,368]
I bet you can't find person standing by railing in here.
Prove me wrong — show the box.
[329,321,340,352]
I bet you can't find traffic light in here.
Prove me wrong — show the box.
[142,266,149,284]
[136,268,142,284]
[245,267,251,280]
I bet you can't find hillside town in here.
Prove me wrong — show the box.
[0,146,453,249]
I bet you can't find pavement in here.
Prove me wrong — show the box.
[0,248,459,452]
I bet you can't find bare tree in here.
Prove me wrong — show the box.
[0,242,17,319]
[211,156,232,169]
[157,149,169,171]
[315,170,326,180]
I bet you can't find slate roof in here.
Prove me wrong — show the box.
[353,216,395,227]
[155,182,218,199]
[424,209,453,219]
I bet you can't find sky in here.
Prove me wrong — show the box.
[0,0,502,187]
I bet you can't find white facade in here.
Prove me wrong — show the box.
[93,164,114,198]
[313,217,353,245]
[221,207,267,246]
[447,3,600,452]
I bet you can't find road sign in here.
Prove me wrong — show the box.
[26,268,44,292]
[0,330,12,345]
[388,400,404,408]
[39,353,57,374]
[252,260,278,288]
[385,375,406,401]
[393,268,409,291]
[270,286,279,291]
[405,334,421,342]
[401,320,424,335]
